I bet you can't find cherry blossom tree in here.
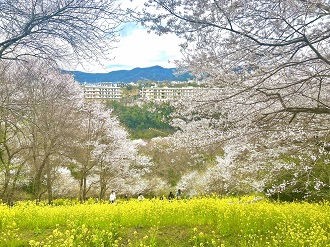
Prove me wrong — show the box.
[67,103,108,202]
[91,125,128,200]
[20,60,83,203]
[68,102,153,201]
[0,62,30,205]
[0,60,84,203]
[137,0,330,129]
[0,60,154,202]
[136,135,224,196]
[134,0,330,199]
[92,137,154,199]
[0,0,124,67]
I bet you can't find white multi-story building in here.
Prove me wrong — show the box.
[81,83,122,101]
[140,86,198,101]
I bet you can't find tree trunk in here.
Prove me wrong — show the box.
[1,169,10,200]
[79,177,84,202]
[46,167,53,204]
[33,153,51,202]
[83,176,87,201]
[99,182,106,200]
[6,161,26,206]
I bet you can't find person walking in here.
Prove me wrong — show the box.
[109,190,116,203]
[138,193,144,201]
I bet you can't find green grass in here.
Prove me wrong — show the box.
[0,196,329,246]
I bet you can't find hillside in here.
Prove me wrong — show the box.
[66,65,192,83]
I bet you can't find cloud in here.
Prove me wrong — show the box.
[106,24,183,71]
[68,0,183,73]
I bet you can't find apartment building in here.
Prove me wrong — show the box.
[81,83,122,101]
[140,86,198,101]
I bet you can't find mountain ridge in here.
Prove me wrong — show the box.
[67,65,192,83]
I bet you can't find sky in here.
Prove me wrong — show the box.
[72,22,183,73]
[106,23,183,72]
[69,0,184,73]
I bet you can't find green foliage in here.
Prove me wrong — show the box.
[136,80,156,89]
[167,168,181,187]
[107,101,175,139]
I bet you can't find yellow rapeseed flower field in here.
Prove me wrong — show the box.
[0,196,329,246]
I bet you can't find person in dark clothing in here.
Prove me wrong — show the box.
[168,191,175,200]
[176,189,183,199]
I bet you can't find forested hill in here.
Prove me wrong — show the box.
[67,65,193,83]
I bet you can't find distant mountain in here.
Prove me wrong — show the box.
[66,65,193,83]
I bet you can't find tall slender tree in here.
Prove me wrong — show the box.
[19,60,83,203]
[0,63,30,205]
